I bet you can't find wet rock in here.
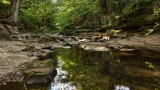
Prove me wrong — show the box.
[63,46,71,49]
[91,36,100,42]
[31,49,54,60]
[78,39,90,43]
[51,43,64,48]
[119,48,135,52]
[79,45,86,49]
[24,60,56,85]
[70,41,80,45]
[64,41,79,46]
[83,45,109,51]
[26,77,48,85]
[97,36,110,42]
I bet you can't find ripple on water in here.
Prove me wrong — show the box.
[50,61,77,90]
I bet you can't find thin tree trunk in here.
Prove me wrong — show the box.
[108,0,113,15]
[9,0,20,24]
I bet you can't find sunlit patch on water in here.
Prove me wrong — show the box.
[115,85,130,90]
[50,60,77,90]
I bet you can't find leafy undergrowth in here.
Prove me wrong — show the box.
[112,0,160,35]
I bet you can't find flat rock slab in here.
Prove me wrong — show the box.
[107,35,160,52]
[0,40,56,85]
[0,41,36,76]
[80,44,109,51]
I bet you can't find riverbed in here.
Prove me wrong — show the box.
[0,41,160,90]
[27,46,160,90]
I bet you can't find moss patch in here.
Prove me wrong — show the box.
[24,59,55,78]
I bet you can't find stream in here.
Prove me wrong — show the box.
[0,46,160,90]
[49,47,160,90]
[50,60,76,90]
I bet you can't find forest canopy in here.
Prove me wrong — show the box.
[0,0,159,33]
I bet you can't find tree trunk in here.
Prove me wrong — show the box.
[9,0,20,24]
[99,0,107,13]
[107,0,113,16]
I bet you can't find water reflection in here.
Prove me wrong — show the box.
[108,51,160,90]
[55,47,160,90]
[0,82,25,90]
[55,47,110,90]
[0,47,160,90]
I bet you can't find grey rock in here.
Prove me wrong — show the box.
[78,39,90,43]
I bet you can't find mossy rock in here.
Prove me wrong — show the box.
[24,60,56,85]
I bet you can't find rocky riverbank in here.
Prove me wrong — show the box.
[0,33,79,86]
[0,40,57,86]
[0,30,159,87]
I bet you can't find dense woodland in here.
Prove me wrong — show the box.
[0,0,160,89]
[0,0,160,34]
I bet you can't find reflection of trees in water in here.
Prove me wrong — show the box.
[57,47,160,90]
[56,47,110,90]
[108,51,160,90]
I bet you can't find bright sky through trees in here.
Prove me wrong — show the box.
[52,0,58,3]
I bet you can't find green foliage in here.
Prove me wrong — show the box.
[145,29,154,35]
[19,0,55,32]
[145,62,155,69]
[54,0,100,30]
[18,0,160,33]
[154,8,160,15]
[19,0,100,32]
[154,23,160,29]
[0,1,9,15]
[122,0,154,15]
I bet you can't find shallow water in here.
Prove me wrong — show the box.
[50,60,76,90]
[51,47,110,90]
[52,47,160,90]
[1,46,160,90]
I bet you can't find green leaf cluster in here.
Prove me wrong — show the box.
[0,0,9,16]
[19,0,100,32]
[19,0,56,32]
[54,0,100,30]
